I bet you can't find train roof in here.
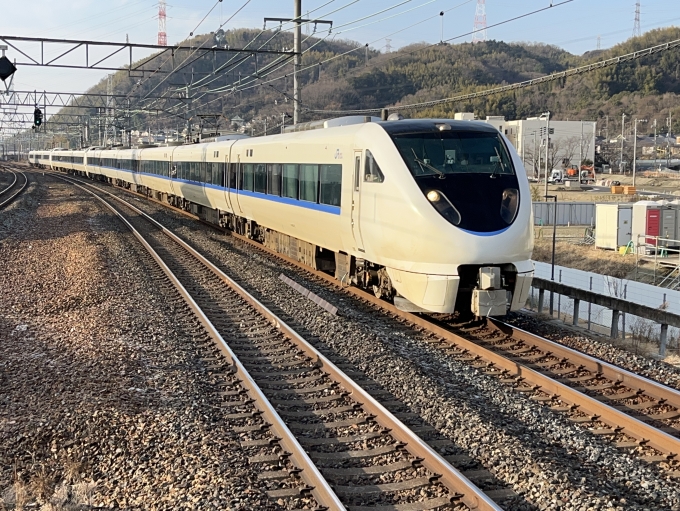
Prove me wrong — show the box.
[376,118,501,136]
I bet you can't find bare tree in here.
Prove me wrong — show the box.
[559,136,581,168]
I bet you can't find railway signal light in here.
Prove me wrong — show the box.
[34,108,43,127]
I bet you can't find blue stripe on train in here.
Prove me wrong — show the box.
[91,166,341,215]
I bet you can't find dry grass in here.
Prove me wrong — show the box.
[0,459,95,511]
[665,353,680,367]
[533,238,638,279]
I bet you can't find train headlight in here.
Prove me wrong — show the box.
[427,190,441,202]
[426,190,461,225]
[500,188,519,224]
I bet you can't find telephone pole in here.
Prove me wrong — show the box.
[653,119,657,169]
[620,113,626,174]
[633,118,647,187]
[293,0,302,125]
[264,3,332,126]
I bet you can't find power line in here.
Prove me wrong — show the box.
[199,0,476,101]
[224,0,569,101]
[305,36,680,115]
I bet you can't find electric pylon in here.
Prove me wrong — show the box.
[472,0,487,44]
[158,0,167,46]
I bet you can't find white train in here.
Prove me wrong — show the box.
[30,117,534,316]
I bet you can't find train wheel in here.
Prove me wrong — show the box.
[372,268,394,301]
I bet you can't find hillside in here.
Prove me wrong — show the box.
[52,27,680,137]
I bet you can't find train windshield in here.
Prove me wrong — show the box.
[391,131,515,178]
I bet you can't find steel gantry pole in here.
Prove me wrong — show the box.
[293,0,302,126]
[543,111,550,200]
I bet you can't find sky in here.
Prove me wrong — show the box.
[1,0,679,96]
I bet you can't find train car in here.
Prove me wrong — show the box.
[28,150,50,168]
[80,117,534,316]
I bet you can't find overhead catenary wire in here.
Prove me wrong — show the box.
[126,0,253,104]
[209,0,554,104]
[306,36,680,115]
[165,0,364,96]
[187,0,464,104]
[137,0,254,101]
[150,0,346,102]
[154,34,680,132]
[140,0,358,115]
[146,0,475,122]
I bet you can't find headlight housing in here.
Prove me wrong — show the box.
[427,189,461,225]
[500,188,519,224]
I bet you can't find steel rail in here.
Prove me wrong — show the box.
[201,222,680,459]
[55,173,502,511]
[60,171,680,465]
[489,319,680,411]
[0,169,27,208]
[52,175,346,511]
[0,169,18,196]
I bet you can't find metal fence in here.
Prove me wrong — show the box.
[533,201,595,226]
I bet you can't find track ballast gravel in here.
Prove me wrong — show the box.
[94,180,680,511]
[0,172,297,510]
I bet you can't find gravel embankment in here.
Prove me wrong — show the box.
[102,182,680,511]
[506,313,680,391]
[0,171,298,510]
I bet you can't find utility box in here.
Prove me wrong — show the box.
[595,204,632,250]
[632,201,661,247]
[658,202,678,247]
[671,200,680,243]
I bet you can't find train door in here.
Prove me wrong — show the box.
[352,151,365,252]
[223,153,233,213]
[169,147,178,197]
[233,154,244,214]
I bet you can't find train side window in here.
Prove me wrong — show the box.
[282,164,299,199]
[354,155,361,191]
[212,163,222,186]
[229,163,237,189]
[300,164,319,203]
[242,163,254,191]
[254,164,267,193]
[267,164,282,196]
[205,162,212,184]
[319,164,342,206]
[364,149,384,183]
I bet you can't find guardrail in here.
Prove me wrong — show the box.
[530,276,678,356]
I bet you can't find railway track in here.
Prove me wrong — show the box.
[0,166,28,208]
[55,173,505,511]
[90,174,680,477]
[444,318,680,469]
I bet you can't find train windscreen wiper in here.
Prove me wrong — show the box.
[490,146,506,179]
[411,149,446,179]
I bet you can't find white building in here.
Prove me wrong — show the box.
[454,113,596,177]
